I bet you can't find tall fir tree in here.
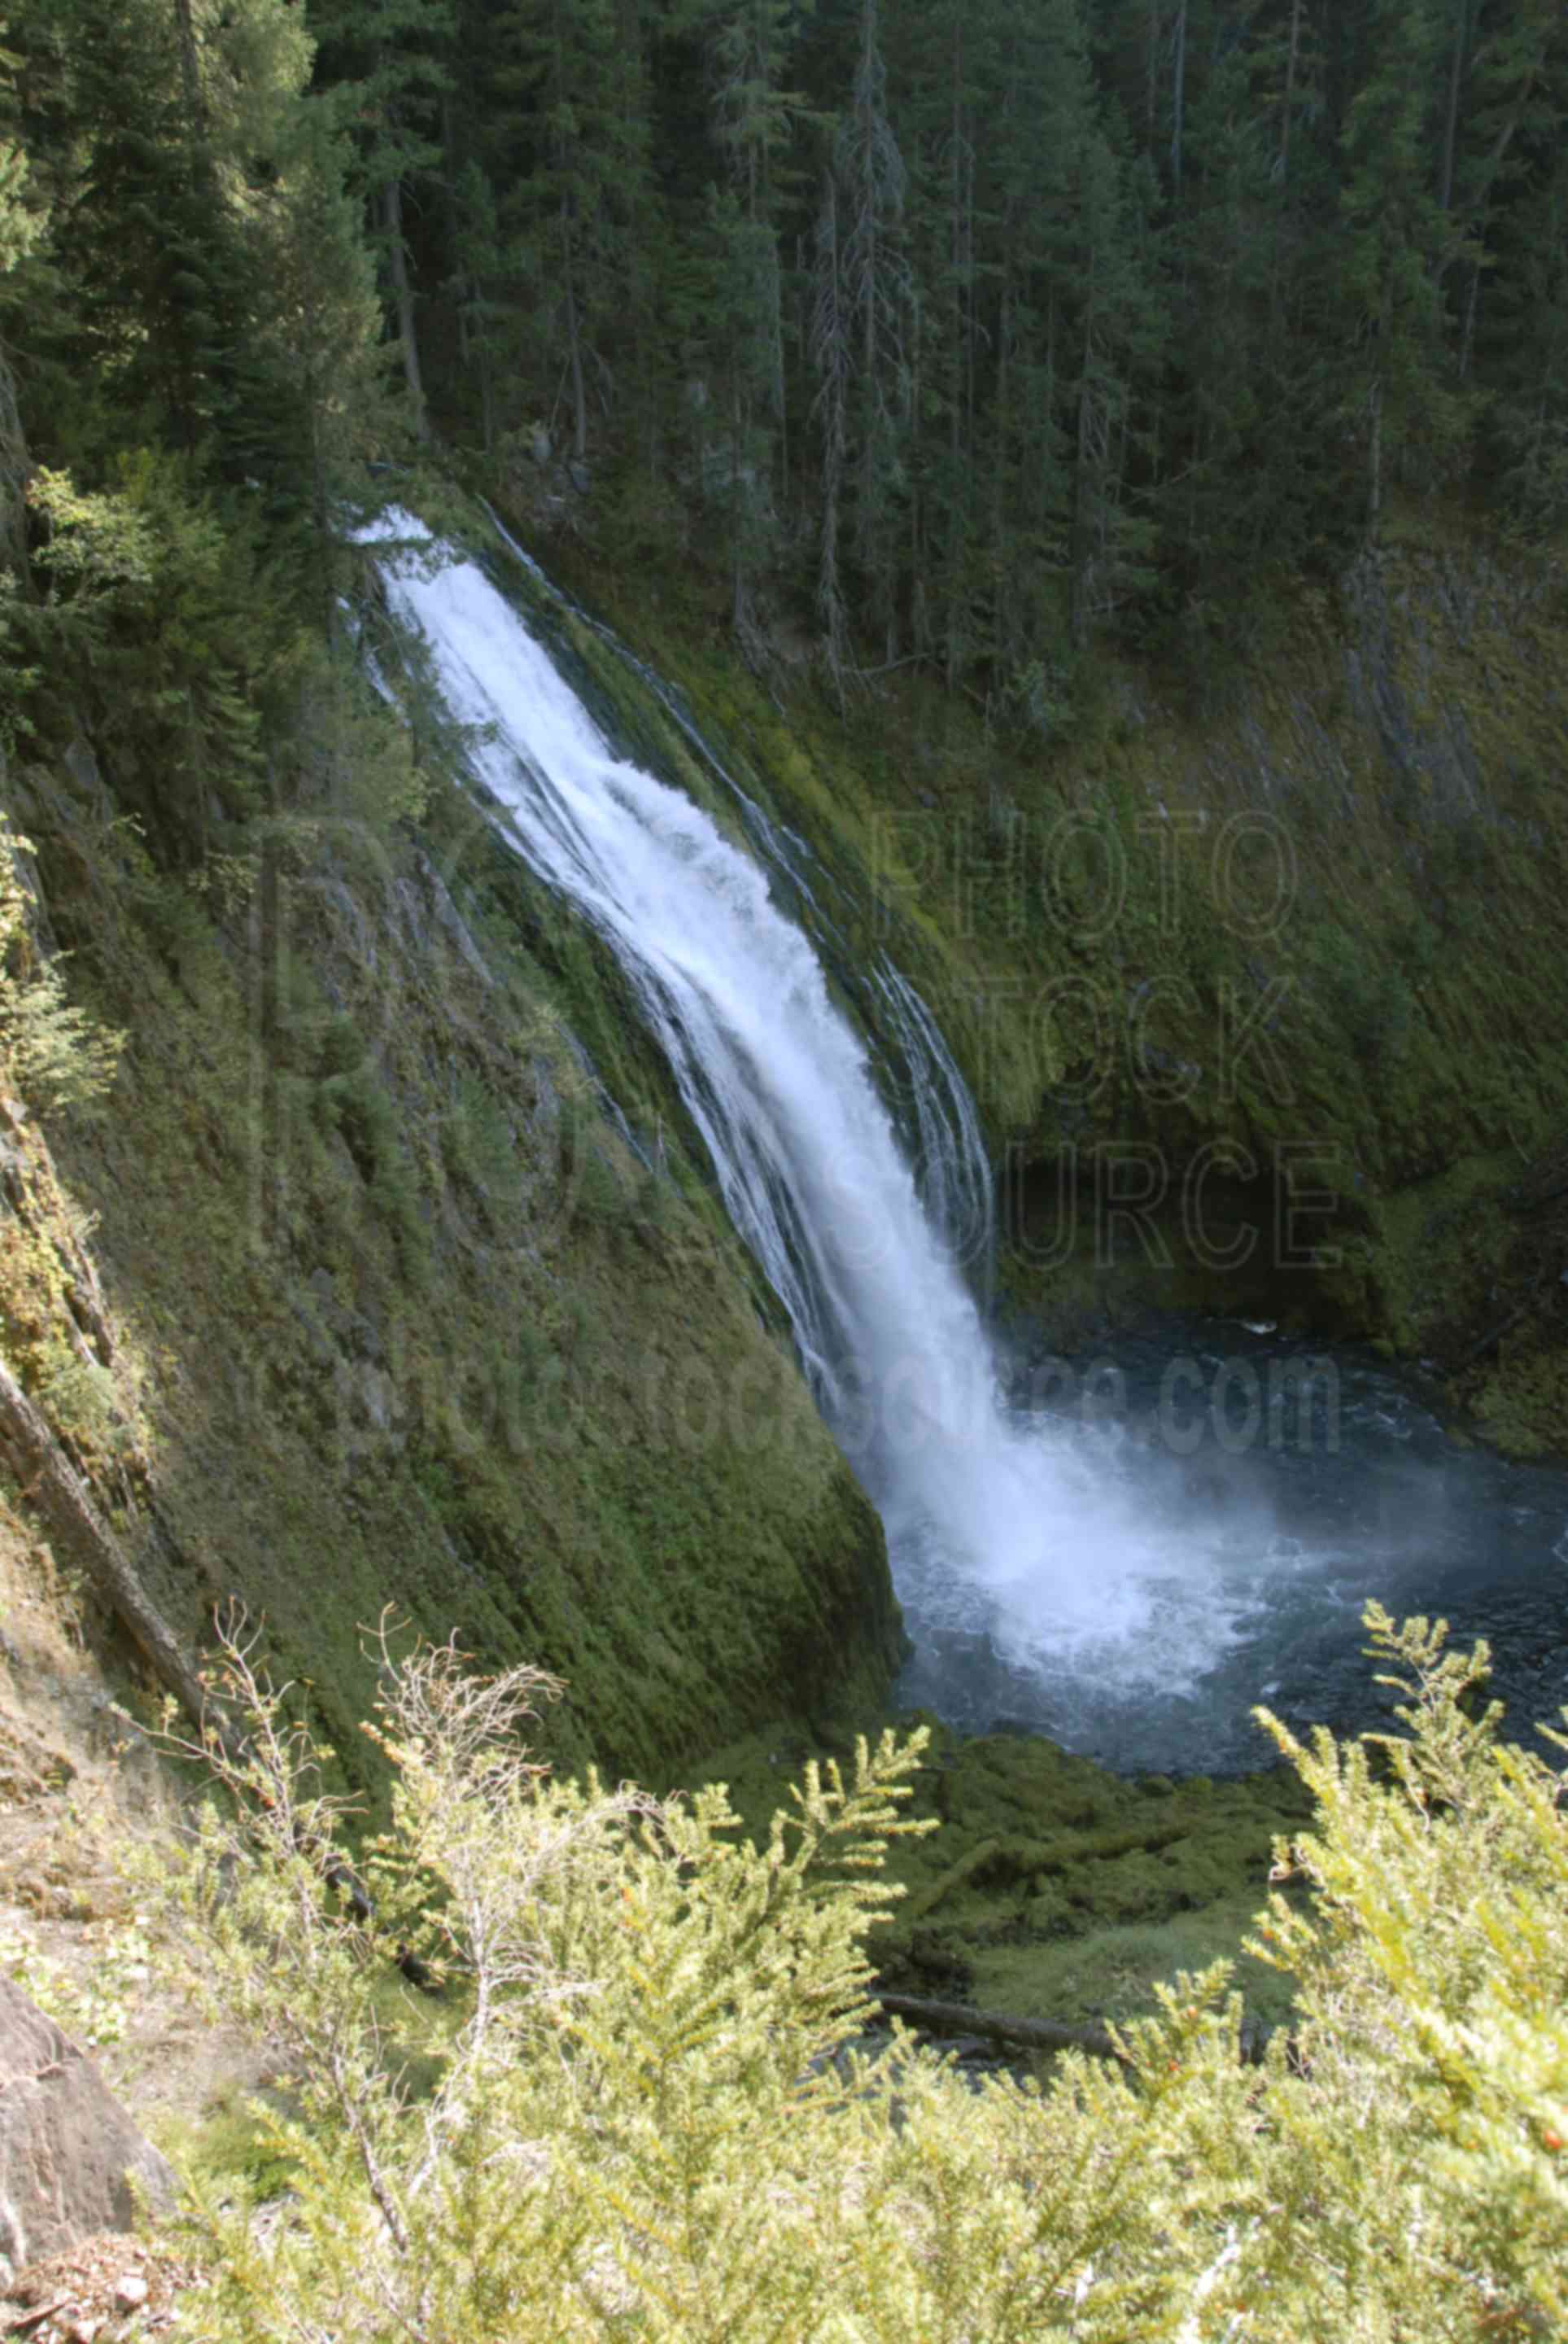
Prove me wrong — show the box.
[813,0,912,666]
[491,0,657,466]
[308,0,456,443]
[701,0,810,630]
[1336,0,1461,532]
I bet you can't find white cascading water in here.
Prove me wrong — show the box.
[870,960,994,1279]
[367,513,1244,1719]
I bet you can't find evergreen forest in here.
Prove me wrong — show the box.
[2,0,1566,712]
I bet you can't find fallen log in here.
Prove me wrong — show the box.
[1457,1287,1541,1371]
[871,1989,1275,2070]
[4,2297,74,2337]
[0,1357,234,1754]
[899,1813,1208,1926]
[871,1991,1125,2066]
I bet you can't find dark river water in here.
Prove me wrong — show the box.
[893,1316,1568,1777]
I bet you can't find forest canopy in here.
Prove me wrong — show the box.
[0,0,1563,707]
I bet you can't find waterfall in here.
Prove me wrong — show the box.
[869,959,994,1278]
[481,502,993,1273]
[365,512,1241,1735]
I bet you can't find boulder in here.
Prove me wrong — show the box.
[0,1976,175,2281]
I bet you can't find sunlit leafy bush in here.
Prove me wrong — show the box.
[0,815,122,1109]
[143,1606,1567,2341]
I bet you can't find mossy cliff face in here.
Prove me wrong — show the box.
[535,503,1568,1454]
[2,699,902,1786]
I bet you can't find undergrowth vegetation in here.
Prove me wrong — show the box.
[0,815,121,1112]
[138,1606,1568,2342]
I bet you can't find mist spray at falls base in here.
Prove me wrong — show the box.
[365,514,1565,1775]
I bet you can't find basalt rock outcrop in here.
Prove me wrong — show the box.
[0,1975,175,2282]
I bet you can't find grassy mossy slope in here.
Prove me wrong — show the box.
[683,1710,1312,2036]
[1,663,902,1791]
[531,491,1568,1454]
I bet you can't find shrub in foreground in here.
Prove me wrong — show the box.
[143,1606,1568,2341]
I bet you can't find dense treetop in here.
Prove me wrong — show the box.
[1,0,1565,703]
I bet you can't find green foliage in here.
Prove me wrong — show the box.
[1247,1605,1568,2337]
[25,450,287,858]
[238,86,388,530]
[142,1607,1568,2341]
[281,632,433,836]
[0,571,38,746]
[0,17,45,279]
[26,463,156,595]
[315,1047,430,1277]
[5,0,1568,692]
[309,0,454,195]
[1303,917,1415,1072]
[2,0,387,589]
[440,1069,519,1209]
[0,1914,155,2048]
[0,816,123,1110]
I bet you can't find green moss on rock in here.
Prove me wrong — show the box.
[15,702,903,1791]
[679,1708,1312,2032]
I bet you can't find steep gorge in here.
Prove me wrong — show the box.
[2,488,1566,2056]
[541,496,1568,1457]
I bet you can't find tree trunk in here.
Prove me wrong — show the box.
[730,378,747,636]
[559,203,589,464]
[0,348,29,583]
[309,401,334,645]
[1146,0,1161,147]
[946,39,965,689]
[381,177,430,443]
[1435,44,1548,293]
[477,287,496,457]
[1279,0,1301,185]
[1071,260,1099,643]
[1459,262,1481,381]
[172,0,206,141]
[1439,0,1466,213]
[1170,0,1188,193]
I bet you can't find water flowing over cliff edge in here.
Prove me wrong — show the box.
[365,513,1568,1779]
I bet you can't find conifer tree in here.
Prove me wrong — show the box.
[1066,125,1160,639]
[988,0,1113,674]
[809,163,850,676]
[1440,0,1566,381]
[1476,43,1568,532]
[246,91,382,554]
[1336,0,1460,532]
[7,0,1566,701]
[897,0,990,680]
[21,0,241,454]
[0,18,41,575]
[307,0,456,444]
[443,151,508,453]
[491,0,657,466]
[138,1608,1568,2344]
[812,0,912,665]
[700,0,809,631]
